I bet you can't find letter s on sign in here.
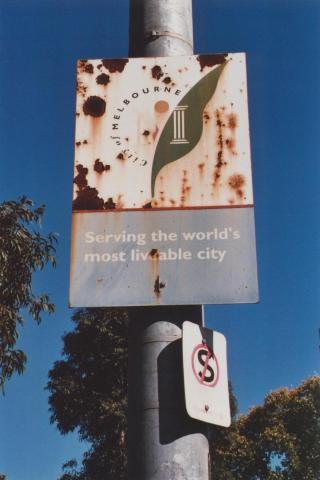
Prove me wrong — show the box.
[85,231,95,243]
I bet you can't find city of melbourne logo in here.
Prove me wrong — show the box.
[73,54,252,211]
[151,63,226,197]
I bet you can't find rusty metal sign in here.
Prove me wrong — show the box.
[182,321,231,427]
[69,53,259,307]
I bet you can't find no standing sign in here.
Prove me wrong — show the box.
[182,321,231,426]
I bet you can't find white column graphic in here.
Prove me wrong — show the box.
[170,105,189,144]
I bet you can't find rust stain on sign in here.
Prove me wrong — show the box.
[73,186,104,211]
[197,53,228,71]
[228,174,246,201]
[154,275,166,297]
[96,73,110,86]
[94,159,110,174]
[83,96,106,117]
[102,58,128,73]
[104,197,116,209]
[73,164,88,190]
[151,65,164,80]
[228,113,238,130]
[149,248,159,258]
[163,76,171,84]
[117,152,125,161]
[84,63,94,74]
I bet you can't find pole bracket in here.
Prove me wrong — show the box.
[145,30,193,49]
[142,334,181,344]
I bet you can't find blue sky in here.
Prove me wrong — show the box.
[0,0,319,479]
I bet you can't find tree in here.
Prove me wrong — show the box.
[208,382,248,480]
[0,196,56,390]
[48,307,320,480]
[211,376,320,480]
[48,308,238,480]
[47,308,128,480]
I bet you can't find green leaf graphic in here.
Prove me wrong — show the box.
[151,62,226,197]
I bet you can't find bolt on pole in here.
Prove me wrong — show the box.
[128,1,210,479]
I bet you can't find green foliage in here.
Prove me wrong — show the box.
[47,308,128,480]
[48,307,319,480]
[48,309,238,480]
[0,196,56,390]
[211,376,320,480]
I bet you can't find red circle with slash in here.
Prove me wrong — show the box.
[191,343,219,387]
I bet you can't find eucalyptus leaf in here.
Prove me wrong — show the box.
[151,62,226,197]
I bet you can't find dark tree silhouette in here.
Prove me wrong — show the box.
[48,307,320,480]
[47,308,128,480]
